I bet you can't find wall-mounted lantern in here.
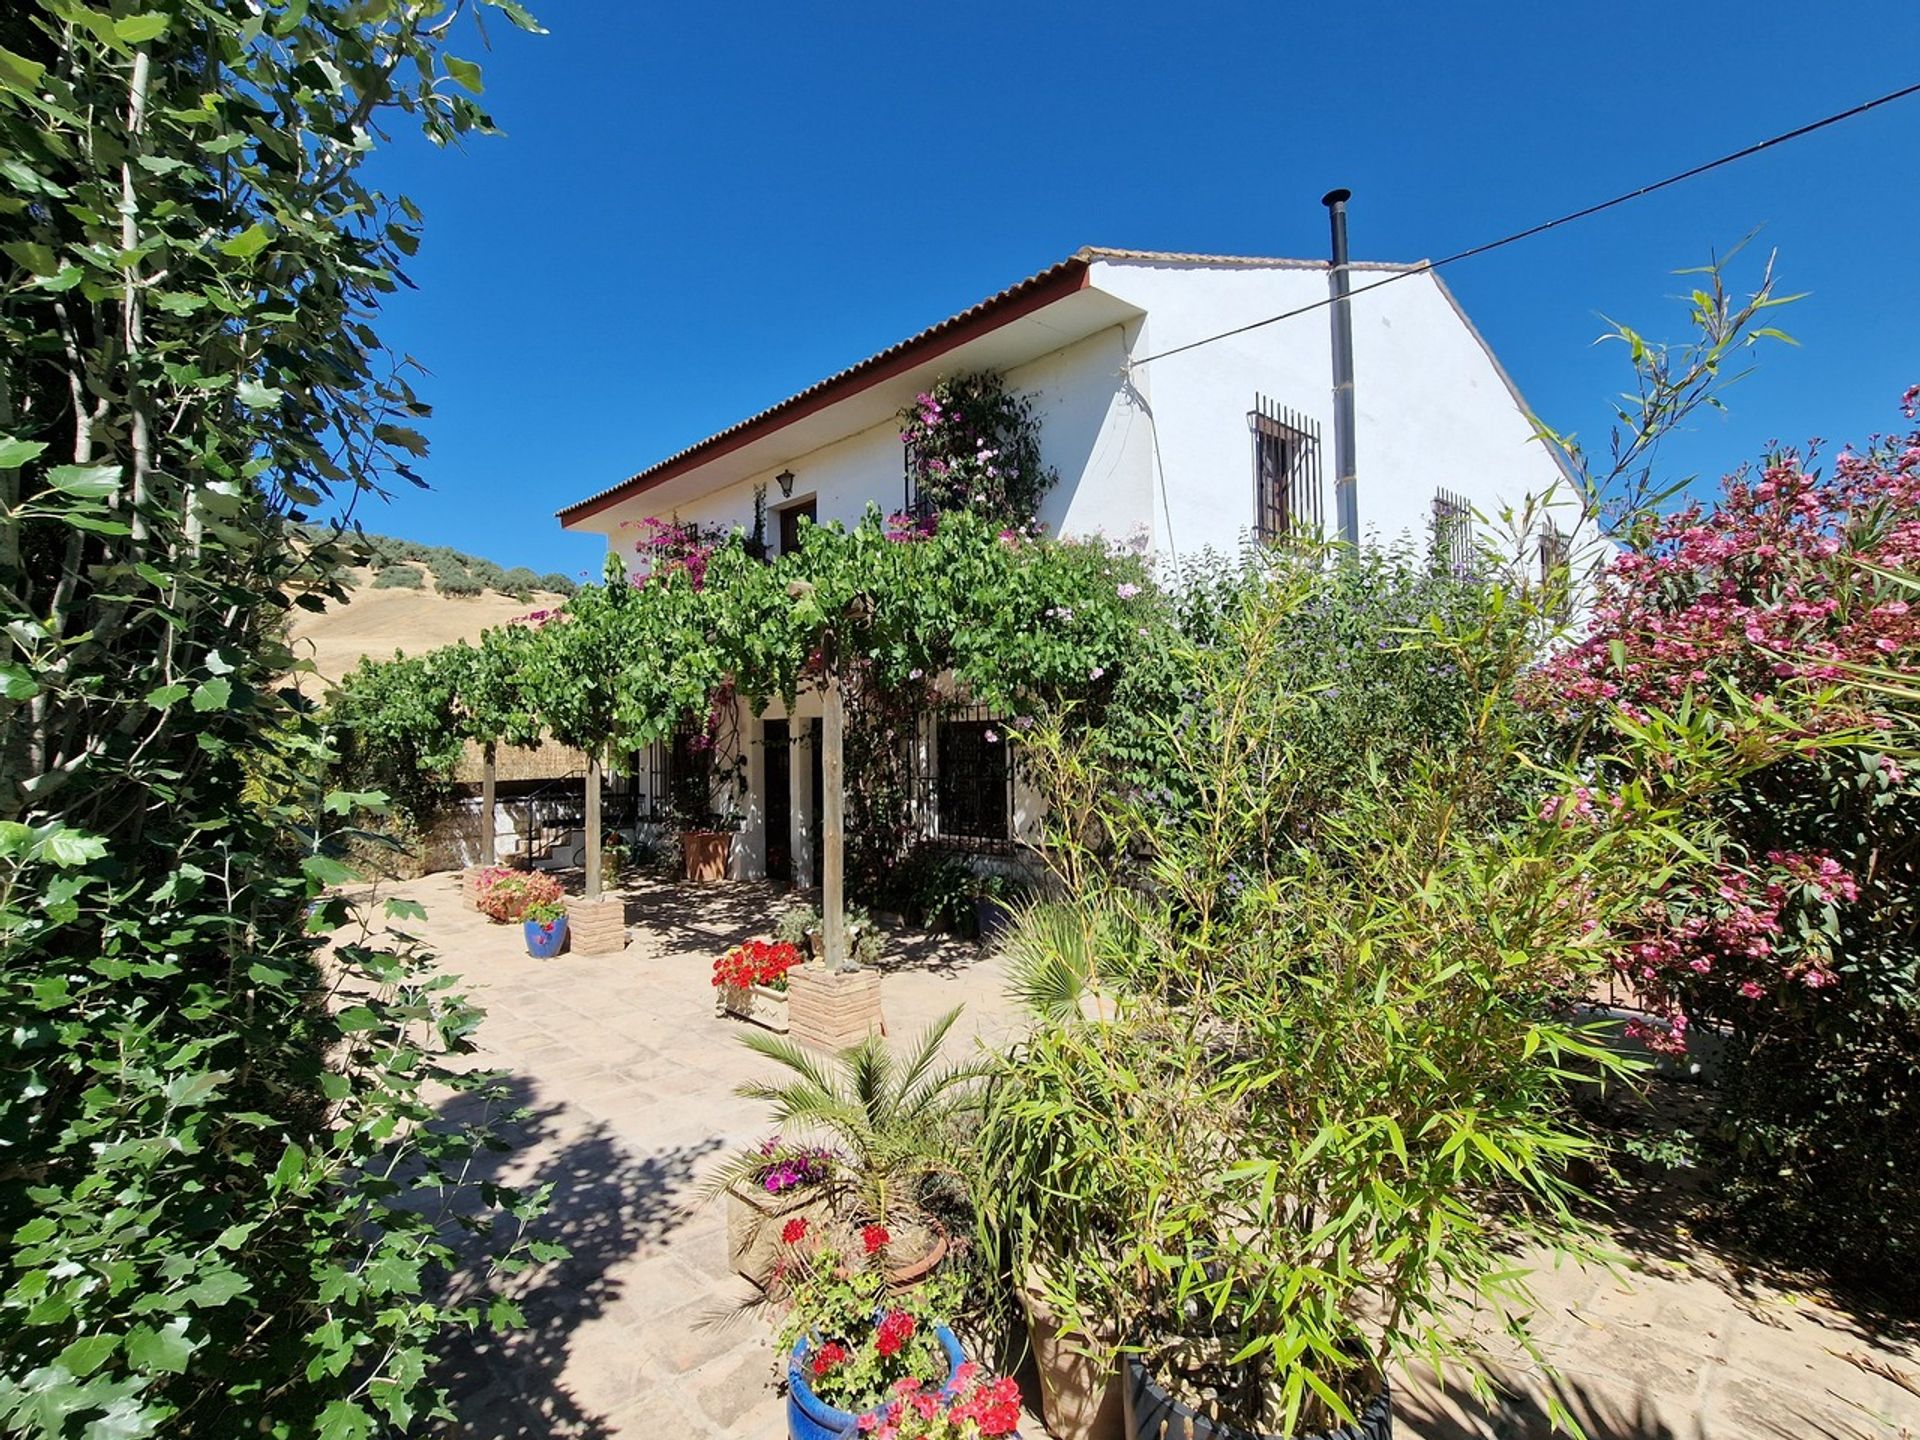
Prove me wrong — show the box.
[775,469,796,499]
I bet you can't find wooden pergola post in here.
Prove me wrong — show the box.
[480,740,497,867]
[821,669,847,972]
[584,748,603,902]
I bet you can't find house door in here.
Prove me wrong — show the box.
[764,720,792,885]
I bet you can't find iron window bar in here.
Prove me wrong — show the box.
[1249,396,1323,544]
[918,704,1015,851]
[1432,487,1476,579]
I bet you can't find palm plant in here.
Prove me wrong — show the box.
[998,894,1153,1024]
[712,1007,984,1227]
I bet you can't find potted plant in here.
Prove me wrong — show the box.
[522,898,569,959]
[773,1224,968,1440]
[777,902,886,967]
[970,871,1028,945]
[712,937,803,1032]
[856,1364,1025,1440]
[600,828,626,890]
[720,1011,979,1285]
[476,868,565,925]
[680,819,734,882]
[719,1136,837,1287]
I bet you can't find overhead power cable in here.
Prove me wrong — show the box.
[1125,78,1920,370]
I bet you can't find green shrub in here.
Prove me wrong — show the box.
[980,554,1776,1434]
[0,4,547,1435]
[431,558,483,597]
[372,562,424,589]
[501,565,541,598]
[538,572,578,596]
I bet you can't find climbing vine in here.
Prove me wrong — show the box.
[898,373,1056,524]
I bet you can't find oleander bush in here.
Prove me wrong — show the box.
[1534,392,1920,1297]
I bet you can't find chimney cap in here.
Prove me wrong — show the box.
[1322,187,1352,208]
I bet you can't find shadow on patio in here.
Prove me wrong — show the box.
[428,1073,722,1438]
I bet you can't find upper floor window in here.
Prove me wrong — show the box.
[935,717,1010,844]
[1249,397,1322,544]
[1432,487,1475,578]
[777,497,817,557]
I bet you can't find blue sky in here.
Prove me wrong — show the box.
[354,0,1920,578]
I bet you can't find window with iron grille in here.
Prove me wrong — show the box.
[1431,487,1475,577]
[902,444,937,526]
[633,742,671,820]
[1250,397,1322,544]
[935,717,1010,844]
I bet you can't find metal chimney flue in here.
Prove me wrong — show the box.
[1322,188,1359,549]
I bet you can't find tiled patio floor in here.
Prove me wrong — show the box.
[351,871,1920,1440]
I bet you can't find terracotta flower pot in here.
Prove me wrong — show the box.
[883,1218,949,1289]
[1017,1265,1123,1440]
[681,829,731,882]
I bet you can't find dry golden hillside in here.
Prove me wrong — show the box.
[287,566,567,695]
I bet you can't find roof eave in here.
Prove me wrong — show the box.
[557,254,1094,527]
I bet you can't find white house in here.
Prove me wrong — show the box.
[556,247,1573,886]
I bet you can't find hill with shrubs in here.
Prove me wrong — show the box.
[288,526,584,691]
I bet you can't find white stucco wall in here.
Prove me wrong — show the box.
[573,257,1573,577]
[1084,256,1575,562]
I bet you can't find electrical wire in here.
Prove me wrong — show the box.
[1125,78,1920,370]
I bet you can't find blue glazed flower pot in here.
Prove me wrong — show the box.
[787,1323,966,1440]
[523,914,569,958]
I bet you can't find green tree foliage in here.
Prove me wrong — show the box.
[326,652,463,829]
[0,3,550,1435]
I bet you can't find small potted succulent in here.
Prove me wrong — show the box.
[718,1135,837,1287]
[712,937,803,1032]
[773,1223,968,1440]
[522,897,569,959]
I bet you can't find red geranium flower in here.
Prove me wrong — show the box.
[781,1217,808,1245]
[861,1224,891,1255]
[874,1309,915,1358]
[811,1341,848,1377]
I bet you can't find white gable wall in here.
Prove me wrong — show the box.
[1087,257,1570,561]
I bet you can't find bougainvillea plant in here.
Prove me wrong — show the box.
[856,1366,1024,1440]
[476,868,567,924]
[899,373,1056,525]
[624,515,728,590]
[713,937,804,991]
